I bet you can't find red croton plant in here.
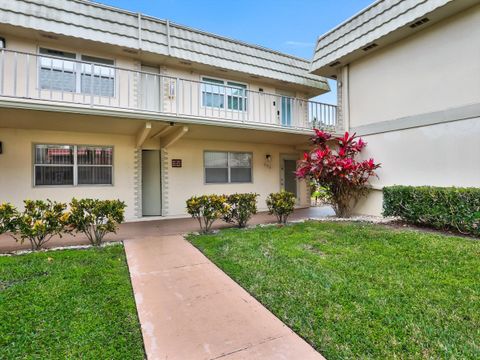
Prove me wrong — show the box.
[296,129,380,217]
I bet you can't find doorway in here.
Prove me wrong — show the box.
[276,90,294,127]
[142,150,162,216]
[280,155,298,198]
[140,65,161,111]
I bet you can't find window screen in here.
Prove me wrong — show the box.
[39,48,76,92]
[204,151,228,183]
[229,152,252,183]
[38,49,115,96]
[204,151,252,183]
[77,146,113,185]
[34,145,74,185]
[202,78,247,111]
[226,82,247,111]
[80,55,115,97]
[34,144,113,186]
[202,78,225,109]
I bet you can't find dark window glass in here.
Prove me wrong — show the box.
[230,168,252,183]
[78,166,113,185]
[205,168,229,183]
[35,166,74,186]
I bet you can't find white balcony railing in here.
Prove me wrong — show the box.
[0,49,337,131]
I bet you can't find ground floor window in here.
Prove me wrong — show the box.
[34,144,113,186]
[204,151,252,183]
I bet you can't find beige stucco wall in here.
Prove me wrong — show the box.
[0,126,308,219]
[161,138,308,216]
[353,117,480,216]
[348,5,480,128]
[0,127,138,219]
[340,5,480,216]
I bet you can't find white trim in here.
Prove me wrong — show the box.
[352,102,480,136]
[0,97,326,135]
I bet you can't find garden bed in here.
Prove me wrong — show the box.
[188,220,480,359]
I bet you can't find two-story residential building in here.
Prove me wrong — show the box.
[0,0,337,220]
[311,0,480,216]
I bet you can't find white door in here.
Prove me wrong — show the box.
[141,65,161,111]
[142,150,162,216]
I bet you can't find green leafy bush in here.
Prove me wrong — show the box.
[383,186,480,236]
[68,198,126,246]
[11,200,69,250]
[266,191,296,224]
[186,195,229,233]
[0,203,18,235]
[222,193,259,228]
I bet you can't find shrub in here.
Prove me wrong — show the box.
[222,193,259,228]
[383,186,480,237]
[186,195,229,233]
[68,198,126,246]
[266,191,296,224]
[12,200,69,250]
[296,129,380,217]
[0,203,18,235]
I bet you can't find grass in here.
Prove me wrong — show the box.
[0,244,145,359]
[188,221,480,359]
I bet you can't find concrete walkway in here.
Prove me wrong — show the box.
[125,235,325,360]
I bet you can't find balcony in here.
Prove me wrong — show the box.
[0,49,337,132]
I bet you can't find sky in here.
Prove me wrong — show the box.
[95,0,373,104]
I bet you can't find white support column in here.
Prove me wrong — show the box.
[161,126,188,149]
[151,125,173,139]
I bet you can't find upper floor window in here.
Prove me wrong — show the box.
[39,48,115,97]
[201,77,247,111]
[34,144,113,186]
[0,37,5,48]
[204,151,252,183]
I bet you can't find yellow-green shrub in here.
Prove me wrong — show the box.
[186,195,229,233]
[266,191,296,224]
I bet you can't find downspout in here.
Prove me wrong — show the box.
[343,64,351,133]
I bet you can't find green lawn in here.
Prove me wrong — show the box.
[0,245,144,359]
[188,221,480,359]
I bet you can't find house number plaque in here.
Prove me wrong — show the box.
[171,159,182,168]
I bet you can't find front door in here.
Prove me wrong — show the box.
[140,65,161,111]
[280,156,298,198]
[142,150,162,216]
